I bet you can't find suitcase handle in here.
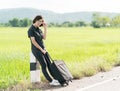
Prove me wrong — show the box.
[45,52,54,62]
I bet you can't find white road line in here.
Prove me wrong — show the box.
[76,76,120,91]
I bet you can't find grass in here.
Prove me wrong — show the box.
[0,27,120,89]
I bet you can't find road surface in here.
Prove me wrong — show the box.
[76,76,120,91]
[30,66,120,91]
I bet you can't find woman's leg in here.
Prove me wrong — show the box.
[44,53,56,79]
[32,51,52,82]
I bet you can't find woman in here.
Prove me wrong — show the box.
[28,15,59,86]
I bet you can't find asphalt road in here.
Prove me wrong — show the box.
[36,66,120,91]
[77,76,120,91]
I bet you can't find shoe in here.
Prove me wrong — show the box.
[49,79,60,86]
[53,79,59,83]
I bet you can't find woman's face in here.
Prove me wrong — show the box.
[36,19,44,27]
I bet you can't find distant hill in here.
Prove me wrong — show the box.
[0,8,119,23]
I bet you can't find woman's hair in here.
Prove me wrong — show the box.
[33,15,43,23]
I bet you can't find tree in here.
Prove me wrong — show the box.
[48,22,55,27]
[91,13,102,28]
[111,15,120,27]
[9,18,32,27]
[19,19,24,27]
[75,21,87,27]
[91,13,111,28]
[9,18,19,27]
[99,16,111,27]
[22,18,30,27]
[62,21,74,27]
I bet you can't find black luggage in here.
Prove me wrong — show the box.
[45,52,73,86]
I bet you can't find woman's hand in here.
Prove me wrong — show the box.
[41,49,47,54]
[43,22,47,29]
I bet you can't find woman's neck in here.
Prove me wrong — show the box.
[33,24,38,28]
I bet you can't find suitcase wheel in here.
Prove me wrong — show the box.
[61,84,64,86]
[60,81,69,86]
[66,82,69,85]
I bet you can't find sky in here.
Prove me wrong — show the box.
[0,0,120,13]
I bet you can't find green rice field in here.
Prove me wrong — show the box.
[0,27,120,89]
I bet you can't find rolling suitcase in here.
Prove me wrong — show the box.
[45,52,73,86]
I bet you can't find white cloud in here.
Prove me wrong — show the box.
[0,0,120,13]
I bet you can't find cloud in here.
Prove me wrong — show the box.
[0,0,120,13]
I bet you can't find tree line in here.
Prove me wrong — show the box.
[91,13,120,28]
[0,13,120,28]
[0,18,32,27]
